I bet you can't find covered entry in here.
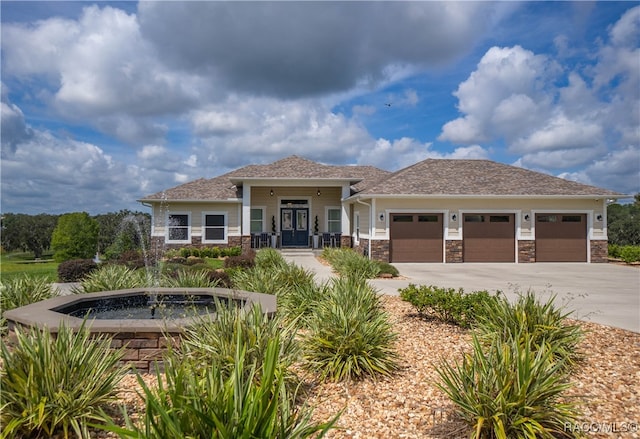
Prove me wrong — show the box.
[463,214,515,262]
[535,214,587,262]
[390,213,443,262]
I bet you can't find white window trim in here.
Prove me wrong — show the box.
[202,211,228,244]
[166,211,191,244]
[325,206,342,234]
[354,211,360,245]
[250,206,267,234]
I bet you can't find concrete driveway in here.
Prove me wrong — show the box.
[370,263,640,333]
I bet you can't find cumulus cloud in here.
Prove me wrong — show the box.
[1,5,203,144]
[1,84,33,155]
[137,2,500,98]
[439,8,639,192]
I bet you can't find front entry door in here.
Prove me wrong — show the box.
[280,208,309,247]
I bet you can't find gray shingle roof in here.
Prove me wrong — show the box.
[141,174,241,201]
[140,156,390,201]
[357,159,624,197]
[141,156,624,202]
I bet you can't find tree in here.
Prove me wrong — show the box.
[607,194,640,246]
[51,212,99,262]
[94,210,151,255]
[0,213,58,258]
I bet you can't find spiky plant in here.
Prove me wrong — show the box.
[1,321,127,439]
[302,277,399,381]
[73,264,146,293]
[0,274,57,311]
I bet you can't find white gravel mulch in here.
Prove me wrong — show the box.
[113,296,640,438]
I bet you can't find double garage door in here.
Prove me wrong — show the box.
[390,212,588,263]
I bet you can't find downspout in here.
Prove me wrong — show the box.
[355,198,373,260]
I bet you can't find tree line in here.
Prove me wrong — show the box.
[1,210,151,261]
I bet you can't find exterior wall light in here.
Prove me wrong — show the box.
[379,212,385,222]
[451,214,457,221]
[317,188,321,196]
[270,189,274,196]
[524,214,530,221]
[596,214,603,221]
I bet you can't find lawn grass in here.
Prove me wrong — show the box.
[1,252,59,282]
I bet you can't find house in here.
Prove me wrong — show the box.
[139,155,625,263]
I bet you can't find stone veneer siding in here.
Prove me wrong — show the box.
[111,332,181,372]
[370,239,390,263]
[445,240,463,263]
[590,240,608,263]
[518,240,536,263]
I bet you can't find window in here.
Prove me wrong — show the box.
[327,208,341,233]
[490,215,510,223]
[203,213,226,243]
[465,215,485,223]
[537,215,558,223]
[562,215,582,222]
[250,208,264,233]
[167,214,190,243]
[418,215,439,222]
[393,215,413,222]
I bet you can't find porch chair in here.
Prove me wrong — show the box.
[321,233,332,247]
[333,233,341,247]
[251,233,260,249]
[259,232,271,248]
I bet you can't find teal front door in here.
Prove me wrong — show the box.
[280,208,309,247]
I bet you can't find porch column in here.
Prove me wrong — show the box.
[341,184,351,242]
[242,184,251,236]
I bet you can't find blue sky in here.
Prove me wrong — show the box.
[1,1,638,215]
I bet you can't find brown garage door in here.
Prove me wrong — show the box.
[390,213,443,262]
[463,214,515,262]
[536,214,587,262]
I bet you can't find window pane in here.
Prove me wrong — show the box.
[537,215,557,223]
[168,228,188,241]
[418,215,439,222]
[250,221,262,233]
[250,209,263,221]
[393,215,413,222]
[328,222,341,233]
[205,215,224,227]
[169,214,188,227]
[465,215,484,223]
[562,215,582,222]
[328,209,341,220]
[490,215,510,223]
[205,228,224,240]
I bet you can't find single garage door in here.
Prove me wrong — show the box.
[535,214,587,262]
[390,213,443,262]
[463,214,515,262]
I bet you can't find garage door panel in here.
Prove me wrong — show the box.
[390,214,443,262]
[536,214,587,262]
[463,214,515,262]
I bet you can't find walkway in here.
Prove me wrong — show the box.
[281,250,640,333]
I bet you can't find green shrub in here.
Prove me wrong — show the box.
[162,268,221,288]
[255,248,288,271]
[608,243,622,258]
[57,258,98,282]
[105,322,337,438]
[74,264,146,293]
[0,274,57,312]
[475,291,584,368]
[620,245,640,263]
[303,277,399,381]
[321,248,380,280]
[116,249,150,270]
[375,261,399,277]
[224,252,256,269]
[399,284,497,328]
[221,246,242,257]
[436,333,581,439]
[1,321,127,438]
